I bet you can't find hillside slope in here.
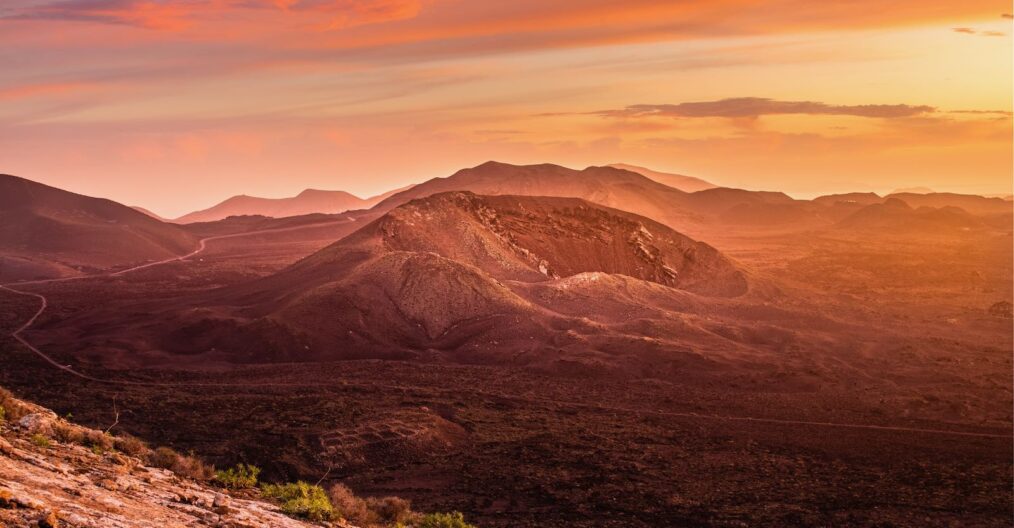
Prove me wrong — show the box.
[0,175,199,282]
[49,192,750,369]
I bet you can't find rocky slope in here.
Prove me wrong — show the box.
[0,391,339,528]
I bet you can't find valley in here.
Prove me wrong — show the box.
[1,167,1010,526]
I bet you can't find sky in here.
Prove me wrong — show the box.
[0,1,1011,218]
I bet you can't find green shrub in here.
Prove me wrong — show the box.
[261,481,334,522]
[0,406,6,424]
[215,463,261,489]
[419,511,476,528]
[30,433,51,449]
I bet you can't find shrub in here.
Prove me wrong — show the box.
[0,406,5,426]
[261,481,334,522]
[215,463,261,489]
[52,423,85,445]
[113,434,149,458]
[174,452,215,481]
[148,446,178,468]
[328,483,374,524]
[84,429,114,452]
[147,446,214,481]
[367,496,414,525]
[0,388,29,422]
[30,434,51,449]
[418,511,476,528]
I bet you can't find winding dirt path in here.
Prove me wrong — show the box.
[1,220,1010,440]
[1,219,355,384]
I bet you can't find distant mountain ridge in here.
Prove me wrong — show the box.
[607,163,717,192]
[173,185,412,224]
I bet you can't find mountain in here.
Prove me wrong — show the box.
[606,163,717,192]
[103,192,747,367]
[130,206,168,221]
[884,192,1013,216]
[812,192,883,206]
[370,161,805,232]
[174,185,413,224]
[891,187,935,194]
[176,189,367,224]
[836,198,984,233]
[0,174,198,282]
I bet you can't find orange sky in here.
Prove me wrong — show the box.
[1,0,1011,217]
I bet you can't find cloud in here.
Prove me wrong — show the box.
[596,98,936,120]
[953,26,1008,37]
[2,0,194,30]
[1,0,422,31]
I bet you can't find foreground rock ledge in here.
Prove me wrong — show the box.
[0,397,351,528]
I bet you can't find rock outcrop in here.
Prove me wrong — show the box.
[0,391,341,528]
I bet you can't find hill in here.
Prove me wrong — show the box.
[175,189,369,224]
[836,198,985,233]
[130,206,168,221]
[174,184,413,224]
[0,174,198,282]
[884,192,1013,216]
[606,163,717,192]
[80,192,748,367]
[371,161,805,232]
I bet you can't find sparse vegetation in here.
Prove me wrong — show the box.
[84,429,114,452]
[328,483,418,526]
[30,433,51,448]
[0,387,29,422]
[215,463,261,489]
[418,511,476,528]
[52,422,85,444]
[113,433,149,457]
[261,481,335,522]
[368,495,415,525]
[0,405,6,426]
[147,446,215,481]
[328,483,373,524]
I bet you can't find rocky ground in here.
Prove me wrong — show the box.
[0,393,347,528]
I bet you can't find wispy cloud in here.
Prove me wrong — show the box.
[953,26,1008,37]
[596,98,936,120]
[0,0,422,31]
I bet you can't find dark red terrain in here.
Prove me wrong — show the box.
[1,162,1011,527]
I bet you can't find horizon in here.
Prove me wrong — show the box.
[1,1,1012,217]
[6,159,1013,219]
